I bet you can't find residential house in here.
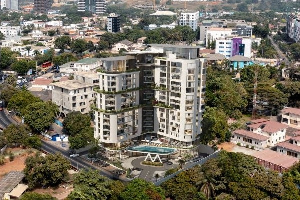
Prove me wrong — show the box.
[51,80,95,115]
[281,107,300,127]
[112,40,134,53]
[71,58,101,72]
[232,129,268,150]
[248,119,289,147]
[276,134,300,158]
[228,55,253,70]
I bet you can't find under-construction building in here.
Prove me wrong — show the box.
[77,0,106,15]
[34,0,52,13]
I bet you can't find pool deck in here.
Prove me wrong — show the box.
[127,145,177,155]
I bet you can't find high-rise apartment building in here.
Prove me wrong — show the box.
[107,13,120,33]
[179,11,199,31]
[34,0,52,13]
[94,44,206,146]
[77,0,106,14]
[0,0,18,10]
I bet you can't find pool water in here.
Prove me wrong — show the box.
[127,146,176,155]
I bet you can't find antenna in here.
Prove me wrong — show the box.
[153,0,155,10]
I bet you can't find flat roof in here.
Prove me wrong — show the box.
[51,80,94,90]
[9,184,28,198]
[74,71,99,79]
[149,44,201,49]
[101,56,127,61]
[252,149,298,169]
[75,58,101,64]
[0,171,24,199]
[150,10,177,16]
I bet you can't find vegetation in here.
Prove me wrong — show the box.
[24,153,70,189]
[20,192,57,200]
[3,124,30,146]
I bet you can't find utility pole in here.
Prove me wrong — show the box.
[252,66,258,119]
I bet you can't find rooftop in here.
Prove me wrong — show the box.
[282,107,300,116]
[101,56,127,61]
[75,58,101,64]
[229,55,252,62]
[250,118,269,124]
[252,149,298,169]
[276,141,300,153]
[207,27,232,31]
[204,53,226,61]
[0,171,25,199]
[149,44,201,49]
[32,78,53,86]
[150,10,177,16]
[248,121,289,133]
[51,80,94,90]
[75,71,98,79]
[234,129,269,141]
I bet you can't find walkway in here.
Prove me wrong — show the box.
[131,157,178,182]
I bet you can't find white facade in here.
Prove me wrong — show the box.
[46,21,63,27]
[179,11,199,31]
[281,107,300,127]
[206,28,232,46]
[215,37,252,58]
[0,26,20,37]
[52,80,95,115]
[71,58,102,72]
[1,0,18,10]
[94,45,206,146]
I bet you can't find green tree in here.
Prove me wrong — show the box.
[69,127,94,149]
[11,59,36,75]
[120,179,165,200]
[54,36,71,52]
[67,169,114,200]
[63,111,91,136]
[24,153,70,189]
[290,43,300,60]
[48,30,56,36]
[0,47,18,69]
[206,67,247,118]
[200,107,229,144]
[24,135,42,149]
[0,83,19,104]
[34,48,55,65]
[20,192,57,200]
[8,90,41,116]
[24,101,58,133]
[70,39,88,55]
[53,53,78,66]
[3,124,30,146]
[236,3,249,12]
[97,40,109,51]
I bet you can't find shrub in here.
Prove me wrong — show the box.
[246,144,249,148]
[142,161,163,166]
[237,143,241,146]
[251,146,255,150]
[9,151,14,161]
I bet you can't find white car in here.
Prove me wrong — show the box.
[70,154,79,157]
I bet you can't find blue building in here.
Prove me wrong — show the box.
[229,55,254,70]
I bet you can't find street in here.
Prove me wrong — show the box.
[268,35,290,66]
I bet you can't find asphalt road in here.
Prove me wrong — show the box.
[268,35,290,66]
[0,110,16,128]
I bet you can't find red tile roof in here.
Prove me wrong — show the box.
[282,107,300,116]
[32,78,53,85]
[252,149,298,169]
[248,121,288,133]
[251,118,269,124]
[291,136,300,142]
[276,141,300,153]
[234,129,269,141]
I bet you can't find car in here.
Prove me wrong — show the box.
[70,154,79,157]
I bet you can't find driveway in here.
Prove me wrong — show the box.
[131,157,178,182]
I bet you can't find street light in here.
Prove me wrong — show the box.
[60,134,66,147]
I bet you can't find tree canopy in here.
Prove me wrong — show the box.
[20,192,57,200]
[24,101,58,133]
[63,112,91,136]
[24,153,70,189]
[3,124,30,146]
[11,59,36,75]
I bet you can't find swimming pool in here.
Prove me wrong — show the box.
[127,146,176,155]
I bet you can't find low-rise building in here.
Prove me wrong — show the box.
[231,129,268,150]
[276,135,300,158]
[112,40,134,53]
[51,80,95,115]
[71,58,101,72]
[248,120,288,147]
[281,107,300,127]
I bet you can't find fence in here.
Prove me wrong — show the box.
[154,150,220,186]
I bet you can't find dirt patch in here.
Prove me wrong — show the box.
[218,142,235,152]
[33,185,73,200]
[0,148,33,179]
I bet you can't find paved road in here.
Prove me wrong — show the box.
[268,35,290,66]
[41,141,120,180]
[0,110,16,129]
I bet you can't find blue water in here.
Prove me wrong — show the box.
[55,119,63,127]
[128,146,176,154]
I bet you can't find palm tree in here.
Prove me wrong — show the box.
[199,178,216,199]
